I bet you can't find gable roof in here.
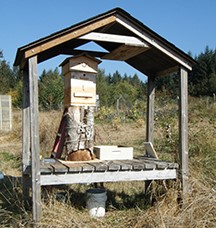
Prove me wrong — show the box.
[14,7,196,76]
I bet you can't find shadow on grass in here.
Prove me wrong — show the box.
[0,176,174,226]
[64,181,171,211]
[0,175,32,226]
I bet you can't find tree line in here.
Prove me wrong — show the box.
[0,46,216,110]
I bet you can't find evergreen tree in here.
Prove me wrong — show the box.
[111,70,121,84]
[0,51,16,94]
[39,68,64,110]
[189,46,216,96]
[96,69,110,106]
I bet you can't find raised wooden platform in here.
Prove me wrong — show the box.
[40,157,179,186]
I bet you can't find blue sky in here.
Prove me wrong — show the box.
[1,0,215,80]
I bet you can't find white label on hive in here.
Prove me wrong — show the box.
[74,92,93,98]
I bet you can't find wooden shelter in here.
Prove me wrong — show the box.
[14,8,195,223]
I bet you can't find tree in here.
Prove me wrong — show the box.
[155,72,179,96]
[0,51,16,94]
[110,70,121,84]
[39,68,64,110]
[189,46,216,96]
[96,69,110,106]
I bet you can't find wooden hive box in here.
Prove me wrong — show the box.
[60,54,101,107]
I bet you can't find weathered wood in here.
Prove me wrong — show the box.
[61,162,83,173]
[179,67,189,196]
[28,56,41,223]
[146,76,155,150]
[79,32,149,47]
[88,162,108,172]
[144,142,158,158]
[40,169,178,186]
[111,160,132,171]
[51,163,69,174]
[140,157,179,169]
[102,45,149,61]
[106,161,121,171]
[24,16,116,60]
[22,69,31,204]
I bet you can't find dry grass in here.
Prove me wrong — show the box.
[0,97,216,227]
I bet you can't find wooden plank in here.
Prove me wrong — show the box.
[28,56,41,223]
[102,45,149,61]
[88,161,108,172]
[146,75,155,151]
[132,159,156,170]
[40,164,54,174]
[24,16,116,59]
[144,142,158,159]
[116,15,193,71]
[22,69,31,205]
[141,158,167,170]
[79,32,149,47]
[110,160,132,171]
[62,162,82,173]
[60,159,100,172]
[121,159,145,170]
[179,67,189,196]
[50,160,69,173]
[40,169,178,186]
[40,158,57,174]
[106,161,120,171]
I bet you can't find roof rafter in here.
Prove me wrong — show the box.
[78,32,149,47]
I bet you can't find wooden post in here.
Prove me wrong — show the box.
[178,67,189,196]
[22,68,31,207]
[146,75,155,149]
[145,75,155,193]
[28,56,41,223]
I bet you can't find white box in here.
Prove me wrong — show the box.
[94,145,133,160]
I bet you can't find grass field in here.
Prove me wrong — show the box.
[0,96,216,227]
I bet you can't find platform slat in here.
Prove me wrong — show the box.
[106,161,121,171]
[137,157,179,169]
[88,162,108,172]
[50,160,69,173]
[40,163,53,174]
[62,162,83,173]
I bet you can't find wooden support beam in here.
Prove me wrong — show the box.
[102,45,149,61]
[146,75,155,149]
[28,56,41,223]
[40,169,178,186]
[79,32,149,47]
[22,69,31,206]
[24,16,116,59]
[178,67,189,196]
